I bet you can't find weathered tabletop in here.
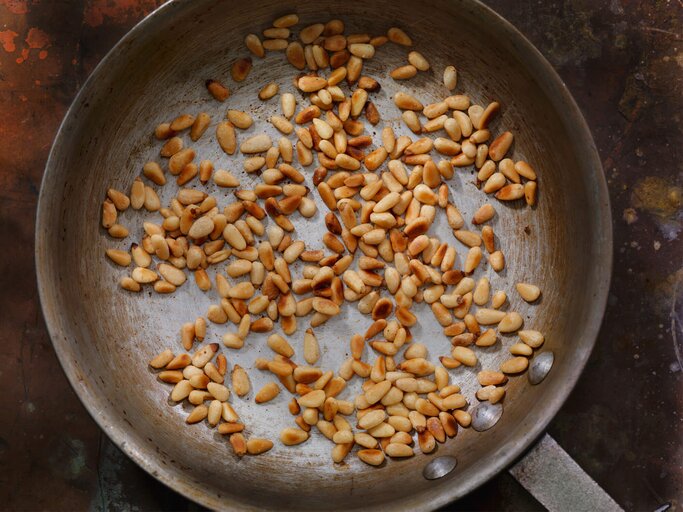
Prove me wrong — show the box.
[0,0,680,510]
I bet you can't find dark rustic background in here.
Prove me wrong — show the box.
[0,0,681,510]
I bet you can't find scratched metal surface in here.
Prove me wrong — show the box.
[0,1,680,511]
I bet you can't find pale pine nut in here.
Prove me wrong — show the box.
[510,343,534,356]
[516,283,541,302]
[385,443,414,458]
[244,33,265,57]
[499,312,524,333]
[519,330,545,348]
[443,65,457,90]
[258,82,279,101]
[387,27,413,46]
[452,346,477,367]
[501,357,529,374]
[246,438,273,455]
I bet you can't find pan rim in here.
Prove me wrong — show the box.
[35,0,613,509]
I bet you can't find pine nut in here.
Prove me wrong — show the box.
[246,438,273,455]
[478,371,507,386]
[464,246,482,274]
[258,82,279,101]
[496,183,525,201]
[391,64,417,80]
[255,382,280,403]
[501,357,529,374]
[499,312,524,333]
[240,133,272,154]
[204,79,230,103]
[472,204,496,225]
[516,283,541,302]
[519,330,545,348]
[499,158,520,183]
[357,449,385,466]
[150,349,174,369]
[489,131,514,161]
[476,329,497,347]
[186,405,208,424]
[489,250,506,271]
[387,27,412,46]
[281,427,309,446]
[229,433,247,457]
[443,65,457,90]
[244,34,265,58]
[226,365,248,397]
[394,92,423,111]
[332,441,353,462]
[216,122,236,155]
[474,308,505,325]
[348,43,375,59]
[524,181,538,206]
[285,41,305,69]
[510,343,533,356]
[452,346,477,367]
[385,442,414,458]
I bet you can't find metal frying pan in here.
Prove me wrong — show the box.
[35,0,613,509]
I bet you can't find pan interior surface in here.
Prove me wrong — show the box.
[36,0,611,510]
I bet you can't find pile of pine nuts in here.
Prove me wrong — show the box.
[102,14,545,465]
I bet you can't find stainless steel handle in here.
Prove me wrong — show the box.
[509,433,624,512]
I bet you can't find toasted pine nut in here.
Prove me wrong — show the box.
[255,382,280,403]
[258,82,280,101]
[300,22,324,43]
[488,131,514,161]
[263,38,288,51]
[394,92,423,111]
[286,41,305,69]
[478,371,507,386]
[280,427,309,445]
[298,76,328,93]
[242,32,265,57]
[391,65,417,80]
[387,27,412,46]
[357,449,385,466]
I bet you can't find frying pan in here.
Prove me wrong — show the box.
[35,0,613,510]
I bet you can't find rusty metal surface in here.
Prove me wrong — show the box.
[0,1,680,511]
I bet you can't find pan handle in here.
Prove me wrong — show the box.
[508,433,624,512]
